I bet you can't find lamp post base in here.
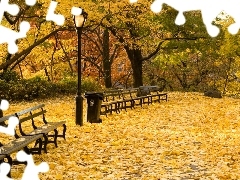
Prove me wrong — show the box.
[76,95,83,126]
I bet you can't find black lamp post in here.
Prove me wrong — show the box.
[73,8,88,126]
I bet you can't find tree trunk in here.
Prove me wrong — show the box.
[125,48,143,87]
[44,67,51,81]
[102,28,112,88]
[132,59,143,87]
[18,64,23,79]
[106,25,163,88]
[103,63,112,88]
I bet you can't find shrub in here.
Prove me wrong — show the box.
[0,70,20,82]
[0,75,102,101]
[82,77,103,92]
[58,76,77,94]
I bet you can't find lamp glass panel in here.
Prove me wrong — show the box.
[75,15,85,27]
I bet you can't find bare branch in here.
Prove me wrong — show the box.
[0,27,73,70]
[110,44,119,64]
[142,36,206,62]
[4,6,30,25]
[81,55,104,75]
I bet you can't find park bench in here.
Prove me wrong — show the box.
[130,87,152,107]
[101,89,136,115]
[0,114,44,177]
[116,89,136,112]
[138,86,168,104]
[0,104,67,177]
[99,86,168,116]
[14,104,67,154]
[101,89,123,115]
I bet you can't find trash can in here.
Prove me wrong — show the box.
[85,92,103,123]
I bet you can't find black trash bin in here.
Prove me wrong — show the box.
[85,92,103,123]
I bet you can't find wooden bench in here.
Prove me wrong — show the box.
[14,104,67,154]
[0,114,44,178]
[99,86,168,116]
[116,89,136,112]
[130,88,152,106]
[101,89,123,115]
[0,104,67,177]
[138,86,168,104]
[100,88,150,115]
[101,89,136,115]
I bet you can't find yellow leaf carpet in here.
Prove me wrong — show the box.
[5,92,240,179]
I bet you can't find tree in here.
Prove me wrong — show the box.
[142,7,229,91]
[80,27,121,88]
[0,0,75,73]
[100,1,165,87]
[92,1,214,87]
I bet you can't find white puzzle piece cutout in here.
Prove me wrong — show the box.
[0,21,30,54]
[0,99,9,111]
[46,1,65,26]
[130,0,240,37]
[0,163,12,180]
[0,100,18,136]
[71,7,82,16]
[25,0,37,6]
[222,0,240,35]
[0,116,19,136]
[0,0,36,54]
[17,151,49,180]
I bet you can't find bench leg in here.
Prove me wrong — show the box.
[131,100,135,109]
[43,134,48,153]
[132,100,134,109]
[119,102,124,113]
[55,124,67,140]
[62,124,66,140]
[38,138,43,154]
[149,97,152,105]
[109,104,113,114]
[124,102,127,112]
[114,103,119,114]
[32,138,43,154]
[5,156,12,178]
[47,129,58,148]
[106,105,110,115]
[101,106,108,117]
[24,145,31,154]
[117,102,121,113]
[109,104,117,114]
[53,129,58,148]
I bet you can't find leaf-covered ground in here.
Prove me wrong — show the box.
[7,92,240,179]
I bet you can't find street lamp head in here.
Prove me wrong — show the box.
[74,8,88,29]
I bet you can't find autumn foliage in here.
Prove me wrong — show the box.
[0,0,239,93]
